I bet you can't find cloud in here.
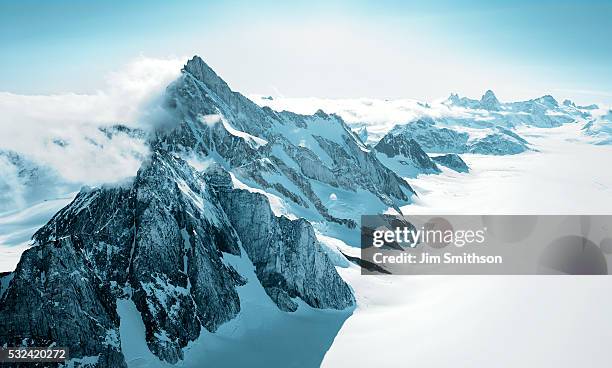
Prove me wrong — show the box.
[0,56,185,187]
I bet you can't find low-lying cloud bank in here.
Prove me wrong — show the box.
[0,56,185,211]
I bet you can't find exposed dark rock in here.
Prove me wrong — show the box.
[375,135,440,175]
[153,56,414,223]
[0,238,126,368]
[0,150,354,366]
[340,251,391,275]
[431,154,469,173]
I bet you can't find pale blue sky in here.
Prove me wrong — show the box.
[1,0,611,104]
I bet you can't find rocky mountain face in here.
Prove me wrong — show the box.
[373,134,440,177]
[468,132,529,155]
[0,57,359,367]
[0,151,354,366]
[379,119,530,157]
[479,90,501,111]
[0,236,128,367]
[431,154,469,173]
[206,163,354,312]
[383,118,470,154]
[151,56,414,227]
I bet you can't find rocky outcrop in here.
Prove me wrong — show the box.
[443,90,501,111]
[431,154,469,173]
[0,150,354,366]
[0,238,127,368]
[374,135,440,177]
[207,165,354,312]
[479,90,501,111]
[382,119,470,154]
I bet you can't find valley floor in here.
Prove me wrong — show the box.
[323,123,612,368]
[404,123,612,215]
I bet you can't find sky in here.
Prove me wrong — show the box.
[1,0,612,104]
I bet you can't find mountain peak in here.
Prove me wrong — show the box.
[446,93,460,103]
[480,89,501,111]
[563,99,576,108]
[182,55,229,92]
[481,89,497,99]
[535,94,558,108]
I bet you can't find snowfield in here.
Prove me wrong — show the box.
[405,123,612,215]
[322,122,612,368]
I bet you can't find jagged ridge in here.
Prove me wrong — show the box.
[0,149,354,366]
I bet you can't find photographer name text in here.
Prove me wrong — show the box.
[372,252,503,264]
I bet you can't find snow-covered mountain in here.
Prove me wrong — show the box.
[445,89,501,111]
[431,154,469,173]
[0,148,354,366]
[441,91,579,128]
[379,118,469,153]
[2,56,422,367]
[468,127,530,155]
[1,55,611,368]
[373,133,441,178]
[254,89,600,146]
[154,56,414,230]
[376,118,530,157]
[582,110,612,145]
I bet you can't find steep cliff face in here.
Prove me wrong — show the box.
[152,56,414,224]
[0,150,354,366]
[374,135,440,178]
[383,119,470,154]
[207,165,354,312]
[0,237,126,368]
[431,154,469,173]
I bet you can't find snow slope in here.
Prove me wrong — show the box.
[322,122,612,368]
[404,123,612,214]
[115,247,352,368]
[0,194,75,271]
